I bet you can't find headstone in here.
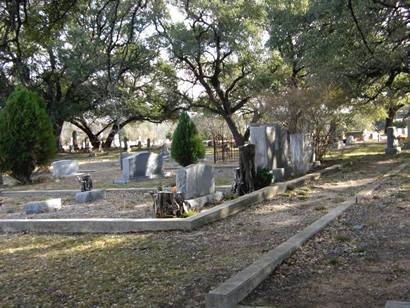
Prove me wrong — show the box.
[51,160,79,177]
[404,119,410,149]
[72,131,79,150]
[176,163,215,199]
[123,136,129,151]
[249,123,289,171]
[385,126,401,154]
[119,152,132,170]
[289,133,314,175]
[24,198,62,214]
[75,189,105,203]
[147,138,151,149]
[137,140,142,149]
[122,151,164,180]
[346,135,354,145]
[84,137,90,151]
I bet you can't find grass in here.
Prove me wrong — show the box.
[181,209,197,218]
[333,234,351,242]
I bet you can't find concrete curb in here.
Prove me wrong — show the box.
[0,165,341,234]
[0,186,232,197]
[205,161,409,308]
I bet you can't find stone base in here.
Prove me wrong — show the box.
[75,190,105,203]
[385,147,401,155]
[113,174,164,185]
[271,168,285,182]
[185,192,224,210]
[24,198,62,214]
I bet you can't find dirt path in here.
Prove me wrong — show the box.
[0,151,408,307]
[241,166,410,307]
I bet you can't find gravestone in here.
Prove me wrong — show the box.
[176,163,215,199]
[147,138,151,149]
[122,151,164,180]
[119,152,133,170]
[51,160,79,177]
[385,126,401,154]
[404,119,410,149]
[84,137,90,151]
[75,190,105,203]
[72,131,79,150]
[123,136,129,151]
[289,133,314,175]
[346,135,354,145]
[249,123,289,170]
[137,140,142,149]
[24,198,62,214]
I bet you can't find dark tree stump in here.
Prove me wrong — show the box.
[236,144,256,195]
[153,192,189,218]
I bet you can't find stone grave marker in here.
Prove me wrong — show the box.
[120,151,164,182]
[176,163,215,199]
[72,131,79,150]
[289,133,315,175]
[385,126,401,154]
[51,160,79,177]
[24,198,62,214]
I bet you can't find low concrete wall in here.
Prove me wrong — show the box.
[0,164,341,234]
[205,161,409,308]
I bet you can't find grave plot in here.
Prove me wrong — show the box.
[241,167,410,308]
[0,191,153,219]
[0,148,408,307]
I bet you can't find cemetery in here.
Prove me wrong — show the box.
[0,1,409,308]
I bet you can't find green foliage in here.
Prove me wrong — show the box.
[254,168,273,190]
[171,112,205,167]
[0,86,56,183]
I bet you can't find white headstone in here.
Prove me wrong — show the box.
[51,160,79,177]
[289,133,314,174]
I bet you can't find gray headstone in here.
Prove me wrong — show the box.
[75,189,105,203]
[289,133,314,174]
[51,160,79,177]
[122,151,163,180]
[24,198,62,214]
[385,127,401,154]
[176,163,215,199]
[119,152,132,170]
[249,123,289,171]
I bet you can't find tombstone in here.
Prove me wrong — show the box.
[84,137,90,152]
[24,198,62,214]
[289,133,314,175]
[75,190,105,203]
[176,163,215,199]
[346,135,354,145]
[72,131,79,150]
[51,160,79,177]
[147,138,151,149]
[249,123,289,170]
[122,151,164,181]
[385,127,401,154]
[123,136,129,151]
[98,133,104,152]
[404,119,410,149]
[119,152,132,170]
[137,140,142,149]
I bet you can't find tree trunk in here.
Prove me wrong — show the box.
[54,121,64,152]
[237,144,256,195]
[224,115,245,146]
[385,104,405,133]
[153,192,188,218]
[71,120,103,149]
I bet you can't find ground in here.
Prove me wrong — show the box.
[0,143,409,307]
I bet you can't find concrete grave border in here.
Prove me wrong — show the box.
[0,164,341,234]
[205,161,409,308]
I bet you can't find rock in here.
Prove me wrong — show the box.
[24,198,62,214]
[51,160,79,177]
[75,189,105,203]
[176,163,215,199]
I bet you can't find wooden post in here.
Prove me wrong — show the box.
[238,144,256,195]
